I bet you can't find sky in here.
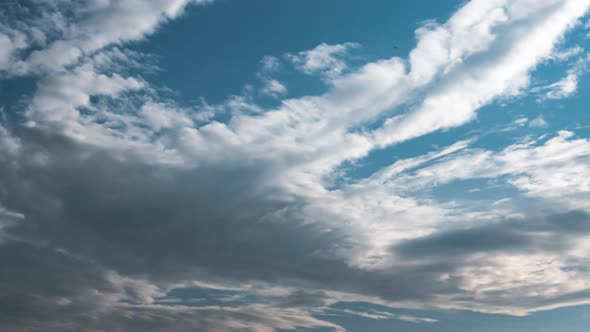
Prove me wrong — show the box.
[1,0,590,331]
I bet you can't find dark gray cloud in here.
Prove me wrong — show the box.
[0,128,451,299]
[0,127,351,331]
[394,211,590,260]
[2,125,590,330]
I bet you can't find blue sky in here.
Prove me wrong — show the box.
[1,1,590,331]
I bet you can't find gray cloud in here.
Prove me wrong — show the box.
[394,211,590,260]
[2,118,589,327]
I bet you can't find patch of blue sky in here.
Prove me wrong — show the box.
[313,302,590,332]
[427,177,536,207]
[155,286,255,307]
[132,0,462,104]
[0,76,37,122]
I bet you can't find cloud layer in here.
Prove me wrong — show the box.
[1,0,590,331]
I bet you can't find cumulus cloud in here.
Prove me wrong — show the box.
[260,79,287,97]
[287,42,359,77]
[0,29,26,71]
[529,115,549,128]
[259,55,281,74]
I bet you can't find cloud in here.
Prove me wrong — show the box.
[535,48,590,100]
[259,55,281,74]
[0,240,344,332]
[529,115,549,128]
[1,0,212,75]
[374,0,590,146]
[0,29,26,71]
[2,0,590,330]
[374,131,590,209]
[27,62,144,126]
[548,45,584,61]
[394,211,590,259]
[260,79,287,97]
[540,73,578,99]
[287,42,359,77]
[140,102,195,131]
[327,307,437,323]
[391,211,590,314]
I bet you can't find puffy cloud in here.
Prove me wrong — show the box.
[529,115,549,128]
[259,55,281,74]
[140,102,194,131]
[0,29,26,71]
[27,63,144,125]
[287,42,359,77]
[260,79,287,97]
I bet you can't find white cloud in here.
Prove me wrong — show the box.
[529,115,548,128]
[541,73,578,99]
[548,45,584,61]
[13,0,590,274]
[260,79,287,97]
[26,63,144,133]
[288,42,359,77]
[20,0,589,189]
[0,29,27,71]
[374,0,590,146]
[140,102,194,131]
[535,49,590,100]
[376,131,590,209]
[259,55,281,74]
[329,308,437,323]
[1,0,213,74]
